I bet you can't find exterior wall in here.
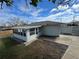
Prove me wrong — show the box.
[12,28,40,43]
[12,28,27,41]
[40,26,60,36]
[27,33,38,42]
[26,28,39,42]
[72,26,79,36]
[12,34,27,41]
[12,25,61,44]
[61,26,72,35]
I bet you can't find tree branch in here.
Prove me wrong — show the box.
[1,2,3,9]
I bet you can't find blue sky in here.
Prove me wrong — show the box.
[0,0,79,25]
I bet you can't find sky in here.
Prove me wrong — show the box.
[0,0,79,25]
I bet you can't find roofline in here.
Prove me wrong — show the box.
[12,25,42,29]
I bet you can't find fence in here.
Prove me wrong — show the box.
[0,30,13,38]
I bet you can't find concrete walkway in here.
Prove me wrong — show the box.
[39,35,79,59]
[62,35,79,59]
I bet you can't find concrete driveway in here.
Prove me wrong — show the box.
[60,35,79,59]
[39,35,79,59]
[55,35,72,45]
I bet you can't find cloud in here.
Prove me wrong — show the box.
[34,7,76,23]
[0,0,79,24]
[30,9,43,17]
[49,9,73,18]
[72,4,79,8]
[27,8,74,22]
[16,0,44,17]
[50,5,69,13]
[18,3,44,17]
[45,5,79,23]
[19,4,28,12]
[72,4,79,12]
[0,9,17,18]
[58,5,69,10]
[75,16,79,21]
[50,8,57,13]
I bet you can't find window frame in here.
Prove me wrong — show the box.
[30,28,35,35]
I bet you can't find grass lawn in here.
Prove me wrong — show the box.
[0,37,68,59]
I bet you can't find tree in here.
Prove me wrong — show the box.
[0,0,76,9]
[26,0,76,7]
[0,0,13,9]
[5,17,28,26]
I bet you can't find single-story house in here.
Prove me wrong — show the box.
[12,25,41,43]
[12,21,61,44]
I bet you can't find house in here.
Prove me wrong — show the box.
[12,25,41,42]
[30,21,61,37]
[12,21,61,44]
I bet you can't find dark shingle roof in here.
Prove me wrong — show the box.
[29,21,62,26]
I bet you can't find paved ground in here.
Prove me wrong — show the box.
[55,35,72,45]
[60,35,79,59]
[40,35,79,59]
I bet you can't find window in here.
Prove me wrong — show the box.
[18,29,21,32]
[39,27,41,32]
[22,32,26,36]
[22,29,26,36]
[13,29,18,34]
[13,29,26,36]
[30,28,35,35]
[18,29,22,35]
[36,28,39,34]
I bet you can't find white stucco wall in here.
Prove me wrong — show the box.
[12,28,40,42]
[12,34,27,41]
[40,26,60,36]
[26,29,39,42]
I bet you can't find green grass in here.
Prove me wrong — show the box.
[0,37,68,59]
[0,37,18,48]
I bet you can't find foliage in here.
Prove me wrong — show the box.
[0,0,76,8]
[0,0,13,9]
[30,0,76,7]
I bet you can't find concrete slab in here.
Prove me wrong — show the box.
[55,35,72,45]
[68,46,79,59]
[62,52,76,59]
[38,35,79,59]
[62,35,79,59]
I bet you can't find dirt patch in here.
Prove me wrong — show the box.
[0,38,68,59]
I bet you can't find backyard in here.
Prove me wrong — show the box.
[0,37,68,59]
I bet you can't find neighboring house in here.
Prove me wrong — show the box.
[12,21,61,44]
[61,21,79,36]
